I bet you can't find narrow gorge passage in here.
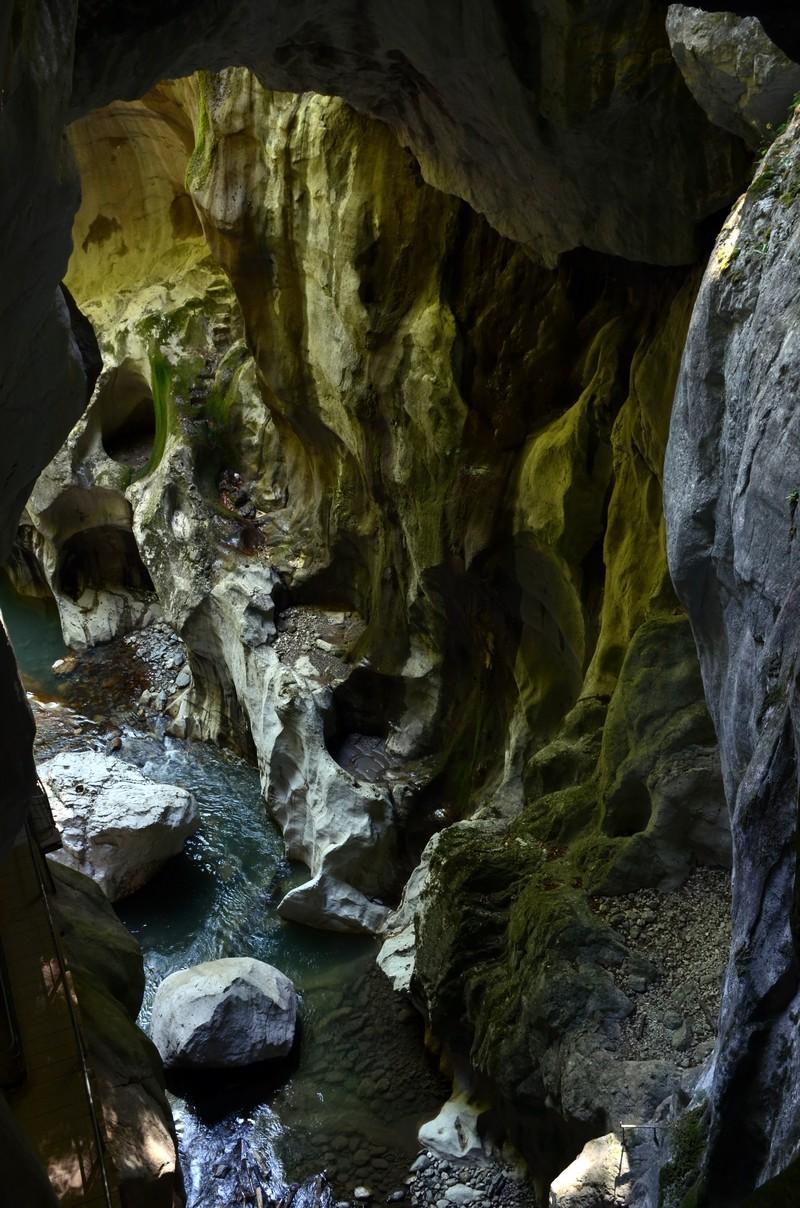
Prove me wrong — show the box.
[6,5,800,1208]
[0,573,451,1204]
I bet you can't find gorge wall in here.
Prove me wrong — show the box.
[17,65,734,1192]
[2,3,800,1206]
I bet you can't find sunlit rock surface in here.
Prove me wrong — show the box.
[51,861,181,1206]
[41,751,199,900]
[151,957,298,1069]
[667,5,800,148]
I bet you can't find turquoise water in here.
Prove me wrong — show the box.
[114,732,429,1205]
[0,573,67,696]
[2,576,447,1205]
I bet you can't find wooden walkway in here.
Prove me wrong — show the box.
[0,830,120,1206]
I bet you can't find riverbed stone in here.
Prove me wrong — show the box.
[444,1187,479,1205]
[40,749,198,900]
[278,871,390,935]
[150,957,298,1069]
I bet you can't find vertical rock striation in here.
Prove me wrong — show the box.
[666,103,800,1199]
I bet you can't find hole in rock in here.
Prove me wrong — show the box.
[98,360,156,469]
[602,779,653,838]
[325,665,407,780]
[56,526,154,603]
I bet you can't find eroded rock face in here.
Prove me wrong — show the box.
[665,103,800,1200]
[41,750,199,900]
[150,957,298,1069]
[0,2,783,1200]
[68,1,749,267]
[11,64,735,1185]
[667,5,800,148]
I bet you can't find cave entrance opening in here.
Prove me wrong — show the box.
[55,524,154,604]
[97,359,156,471]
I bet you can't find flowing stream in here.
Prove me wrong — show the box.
[0,575,447,1205]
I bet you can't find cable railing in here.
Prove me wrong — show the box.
[24,820,117,1208]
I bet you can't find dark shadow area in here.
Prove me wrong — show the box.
[56,525,154,602]
[602,779,653,838]
[97,360,156,469]
[165,1038,302,1125]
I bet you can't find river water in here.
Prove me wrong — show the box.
[0,576,447,1205]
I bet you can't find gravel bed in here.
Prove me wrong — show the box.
[273,605,360,682]
[401,1149,533,1208]
[593,868,730,1069]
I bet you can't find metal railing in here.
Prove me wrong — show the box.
[24,821,116,1208]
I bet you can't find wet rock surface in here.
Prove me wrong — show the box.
[333,735,392,783]
[274,963,451,1200]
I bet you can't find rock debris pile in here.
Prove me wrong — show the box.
[403,1150,532,1208]
[594,869,730,1069]
[126,621,191,713]
[273,606,362,683]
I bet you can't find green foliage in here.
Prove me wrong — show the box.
[141,350,175,478]
[749,166,778,197]
[185,71,216,191]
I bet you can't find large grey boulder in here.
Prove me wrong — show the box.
[150,958,298,1069]
[667,5,800,148]
[277,871,390,935]
[40,750,198,900]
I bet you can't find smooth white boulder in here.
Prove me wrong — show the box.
[41,750,198,901]
[278,871,390,935]
[418,1088,487,1162]
[150,957,298,1069]
[549,1133,624,1207]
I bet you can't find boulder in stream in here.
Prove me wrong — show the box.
[150,957,298,1069]
[40,750,199,900]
